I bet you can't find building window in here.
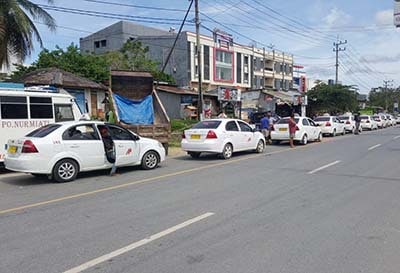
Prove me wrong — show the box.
[244,73,249,84]
[94,41,100,48]
[236,53,242,84]
[204,45,210,81]
[244,56,248,65]
[101,40,107,47]
[215,49,233,82]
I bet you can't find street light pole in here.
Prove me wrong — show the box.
[195,0,203,120]
[383,79,394,111]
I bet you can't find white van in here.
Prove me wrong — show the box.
[0,87,82,163]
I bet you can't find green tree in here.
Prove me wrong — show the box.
[0,0,56,67]
[307,82,358,116]
[9,44,109,82]
[369,87,400,112]
[9,40,176,84]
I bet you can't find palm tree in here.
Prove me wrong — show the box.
[0,0,56,68]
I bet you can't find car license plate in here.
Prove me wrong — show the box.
[279,128,287,132]
[8,145,17,154]
[191,134,201,139]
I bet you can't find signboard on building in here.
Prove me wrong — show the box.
[213,29,233,49]
[395,0,400,27]
[218,87,241,102]
[300,76,307,93]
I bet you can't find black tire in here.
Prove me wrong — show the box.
[255,140,265,153]
[188,152,201,158]
[301,134,308,145]
[272,140,281,145]
[52,159,79,183]
[220,143,233,160]
[141,151,160,170]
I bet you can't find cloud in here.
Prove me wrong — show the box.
[361,53,400,64]
[375,9,393,25]
[323,7,352,28]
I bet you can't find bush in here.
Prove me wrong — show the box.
[171,119,198,132]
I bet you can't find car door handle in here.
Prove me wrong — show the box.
[69,145,80,148]
[118,145,124,148]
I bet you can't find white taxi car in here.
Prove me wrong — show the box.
[314,116,346,137]
[271,116,322,145]
[5,121,166,182]
[360,115,378,130]
[181,119,265,159]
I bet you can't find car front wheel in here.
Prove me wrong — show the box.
[53,159,79,183]
[301,134,308,145]
[255,140,265,153]
[141,151,160,170]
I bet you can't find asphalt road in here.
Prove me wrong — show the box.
[1,127,400,273]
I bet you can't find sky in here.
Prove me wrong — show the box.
[25,0,400,93]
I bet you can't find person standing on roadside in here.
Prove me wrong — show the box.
[260,113,270,143]
[288,112,297,148]
[99,126,118,176]
[354,112,361,135]
[267,111,273,144]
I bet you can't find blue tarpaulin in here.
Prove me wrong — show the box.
[113,93,154,125]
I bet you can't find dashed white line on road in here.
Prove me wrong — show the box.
[308,160,341,174]
[368,144,381,151]
[63,212,215,273]
[394,136,400,140]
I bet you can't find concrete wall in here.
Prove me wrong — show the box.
[138,33,189,87]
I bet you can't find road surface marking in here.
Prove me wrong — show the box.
[308,160,341,174]
[63,212,214,273]
[394,136,400,140]
[368,144,381,151]
[0,136,351,215]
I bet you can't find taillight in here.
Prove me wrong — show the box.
[181,132,186,139]
[296,126,300,131]
[326,122,331,126]
[346,121,350,124]
[21,140,38,153]
[206,130,218,139]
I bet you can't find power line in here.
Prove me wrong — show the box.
[83,0,189,12]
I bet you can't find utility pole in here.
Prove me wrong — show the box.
[333,38,347,84]
[383,79,394,111]
[262,47,265,90]
[195,0,203,121]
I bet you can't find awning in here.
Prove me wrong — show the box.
[262,90,294,104]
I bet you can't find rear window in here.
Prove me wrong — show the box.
[276,118,299,124]
[338,116,349,121]
[360,116,369,120]
[192,120,222,129]
[26,124,61,138]
[314,117,330,122]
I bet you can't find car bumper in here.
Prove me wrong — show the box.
[271,131,302,141]
[181,140,223,153]
[320,127,333,134]
[361,123,372,129]
[5,156,50,174]
[344,125,353,131]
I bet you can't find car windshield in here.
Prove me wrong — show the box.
[26,124,61,138]
[338,116,349,121]
[276,118,299,124]
[314,117,330,122]
[192,120,222,129]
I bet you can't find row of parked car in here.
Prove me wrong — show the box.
[181,113,399,159]
[4,113,398,183]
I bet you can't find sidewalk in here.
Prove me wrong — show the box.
[168,147,186,157]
